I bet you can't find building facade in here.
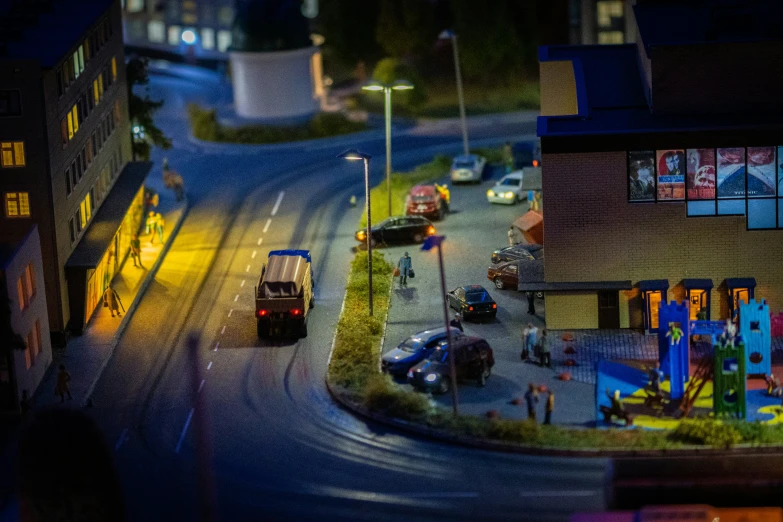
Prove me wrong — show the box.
[569,0,638,45]
[1,226,52,413]
[0,0,150,343]
[536,0,783,332]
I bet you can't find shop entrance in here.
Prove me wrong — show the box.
[640,280,669,334]
[598,291,620,328]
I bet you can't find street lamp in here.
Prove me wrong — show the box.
[338,149,374,316]
[439,30,469,157]
[362,79,414,218]
[421,235,458,415]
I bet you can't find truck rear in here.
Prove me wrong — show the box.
[255,250,314,339]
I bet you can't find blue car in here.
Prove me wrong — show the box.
[381,327,463,376]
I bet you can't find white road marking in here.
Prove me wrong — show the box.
[207,361,213,370]
[263,219,272,233]
[175,408,195,454]
[234,294,239,302]
[115,428,129,451]
[397,492,479,499]
[251,250,257,259]
[271,191,284,216]
[221,325,226,334]
[246,265,251,272]
[198,379,205,394]
[240,280,245,287]
[214,342,219,352]
[228,309,233,317]
[257,237,263,246]
[518,490,596,498]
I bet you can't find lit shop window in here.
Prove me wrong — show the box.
[5,192,30,218]
[201,28,215,50]
[126,0,144,13]
[168,25,181,45]
[217,30,232,52]
[111,57,117,82]
[148,20,165,42]
[1,141,25,167]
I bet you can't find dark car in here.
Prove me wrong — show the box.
[355,216,435,247]
[487,261,518,290]
[407,336,495,394]
[447,285,497,321]
[381,326,463,376]
[491,244,542,264]
[512,140,541,169]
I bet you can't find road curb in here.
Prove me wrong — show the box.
[80,196,191,407]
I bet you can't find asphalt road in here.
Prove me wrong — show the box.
[82,65,610,521]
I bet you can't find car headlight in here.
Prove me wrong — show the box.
[504,192,514,199]
[487,190,495,197]
[425,373,438,383]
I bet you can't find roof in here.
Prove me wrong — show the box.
[66,162,152,269]
[513,211,543,232]
[639,279,670,291]
[1,0,114,67]
[725,277,757,288]
[258,254,309,298]
[518,281,633,292]
[682,278,714,289]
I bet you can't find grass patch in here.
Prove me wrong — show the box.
[187,103,367,144]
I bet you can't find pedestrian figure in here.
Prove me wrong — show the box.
[145,211,157,236]
[349,195,357,207]
[538,328,551,368]
[20,389,32,419]
[522,322,537,360]
[544,390,554,425]
[162,157,169,172]
[130,234,145,269]
[103,287,124,318]
[526,291,536,315]
[666,323,684,346]
[606,388,625,415]
[502,141,514,173]
[648,362,663,395]
[154,213,165,244]
[397,252,412,287]
[450,313,464,332]
[55,365,72,403]
[529,190,540,211]
[508,226,517,247]
[524,383,539,421]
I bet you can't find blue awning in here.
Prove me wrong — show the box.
[726,277,756,289]
[639,279,669,291]
[682,278,713,290]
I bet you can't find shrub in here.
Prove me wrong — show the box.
[486,419,541,444]
[470,147,505,164]
[668,418,742,449]
[362,374,430,420]
[187,103,218,141]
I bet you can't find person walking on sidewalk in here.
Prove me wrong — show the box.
[508,226,517,246]
[544,389,555,425]
[103,286,124,317]
[145,211,158,236]
[55,365,72,403]
[538,329,551,368]
[450,313,464,332]
[130,234,145,269]
[154,213,165,244]
[397,252,413,287]
[522,322,537,360]
[526,291,536,315]
[524,383,539,422]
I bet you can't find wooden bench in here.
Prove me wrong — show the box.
[600,405,633,426]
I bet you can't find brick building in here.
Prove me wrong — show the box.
[0,0,150,343]
[534,0,783,332]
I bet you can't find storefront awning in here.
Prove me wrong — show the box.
[518,280,632,292]
[682,278,713,290]
[639,279,669,291]
[725,277,757,289]
[66,162,152,269]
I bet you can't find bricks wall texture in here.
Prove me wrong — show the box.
[542,151,783,329]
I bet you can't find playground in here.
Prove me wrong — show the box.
[594,299,783,429]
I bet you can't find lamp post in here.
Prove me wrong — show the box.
[439,30,469,157]
[361,80,414,218]
[339,149,374,316]
[422,235,458,415]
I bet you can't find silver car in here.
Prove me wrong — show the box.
[450,154,487,184]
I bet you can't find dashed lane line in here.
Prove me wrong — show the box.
[197,379,205,394]
[240,280,245,287]
[207,361,213,370]
[228,309,233,317]
[221,325,226,334]
[234,294,239,302]
[263,219,272,233]
[246,265,250,273]
[214,342,219,352]
[257,237,263,246]
[271,191,284,216]
[252,250,257,259]
[175,408,195,454]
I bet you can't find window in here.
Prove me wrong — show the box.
[127,0,144,13]
[217,30,232,52]
[98,74,104,99]
[4,192,30,218]
[73,52,80,79]
[69,217,76,243]
[84,38,90,62]
[1,142,25,167]
[24,264,35,301]
[16,278,25,311]
[80,193,91,227]
[597,0,623,28]
[24,332,33,369]
[75,209,82,233]
[87,140,93,164]
[65,167,72,195]
[114,100,121,125]
[105,67,112,88]
[56,68,64,96]
[72,104,79,133]
[598,31,624,44]
[109,110,115,132]
[111,57,117,82]
[182,13,197,24]
[0,90,22,116]
[67,112,74,140]
[92,131,98,154]
[201,28,215,50]
[78,45,85,74]
[148,20,165,42]
[218,6,234,26]
[168,25,181,45]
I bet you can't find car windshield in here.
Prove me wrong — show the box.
[429,347,450,363]
[398,338,422,353]
[499,178,521,186]
[454,160,475,168]
[466,291,490,302]
[412,195,434,203]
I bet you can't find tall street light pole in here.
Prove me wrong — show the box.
[440,30,469,157]
[339,149,374,316]
[362,80,414,218]
[422,235,458,415]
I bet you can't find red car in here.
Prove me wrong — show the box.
[405,185,446,221]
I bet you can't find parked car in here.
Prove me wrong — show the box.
[405,185,447,221]
[355,216,436,247]
[450,154,487,184]
[491,244,542,264]
[487,261,519,290]
[512,140,541,169]
[381,326,463,376]
[407,336,495,394]
[447,285,497,321]
[487,171,525,204]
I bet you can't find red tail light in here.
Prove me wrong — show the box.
[533,160,539,167]
[257,309,268,317]
[427,226,436,235]
[469,306,474,311]
[290,309,302,316]
[492,303,497,309]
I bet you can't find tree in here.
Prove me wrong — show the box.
[375,0,439,60]
[127,57,171,161]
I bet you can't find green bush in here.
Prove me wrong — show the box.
[669,418,742,449]
[487,419,541,444]
[362,375,430,420]
[187,103,218,142]
[470,147,505,164]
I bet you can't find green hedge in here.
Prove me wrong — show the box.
[187,103,367,144]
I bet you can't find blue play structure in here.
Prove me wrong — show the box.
[657,302,690,400]
[739,299,771,375]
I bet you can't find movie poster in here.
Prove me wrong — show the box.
[656,149,685,200]
[778,146,783,196]
[717,147,746,198]
[686,148,716,200]
[747,147,776,197]
[628,151,655,202]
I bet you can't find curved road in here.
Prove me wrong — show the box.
[86,65,609,521]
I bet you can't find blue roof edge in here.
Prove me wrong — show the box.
[537,45,590,138]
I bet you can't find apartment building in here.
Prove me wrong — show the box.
[0,0,150,343]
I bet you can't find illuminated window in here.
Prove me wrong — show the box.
[597,1,623,27]
[1,141,25,167]
[24,264,35,301]
[201,28,215,49]
[168,25,181,45]
[16,278,25,311]
[79,197,88,228]
[183,0,196,10]
[218,6,234,26]
[93,79,99,105]
[127,0,144,13]
[111,57,117,82]
[78,45,85,73]
[98,75,104,99]
[217,30,232,52]
[73,52,80,79]
[5,192,30,218]
[598,31,624,44]
[71,105,79,133]
[182,13,197,24]
[148,20,165,42]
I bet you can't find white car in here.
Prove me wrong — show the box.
[486,171,525,204]
[450,154,487,184]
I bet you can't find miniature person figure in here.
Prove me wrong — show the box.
[544,390,554,425]
[130,234,145,269]
[349,195,357,207]
[502,141,514,173]
[523,322,537,360]
[154,213,165,244]
[103,287,124,318]
[696,307,707,321]
[56,365,72,403]
[524,383,539,421]
[529,190,540,211]
[648,362,663,395]
[145,211,157,236]
[508,226,517,246]
[665,323,684,346]
[397,252,412,287]
[537,329,551,368]
[434,183,450,212]
[450,313,464,332]
[606,388,625,414]
[162,157,169,172]
[767,374,783,397]
[526,291,536,315]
